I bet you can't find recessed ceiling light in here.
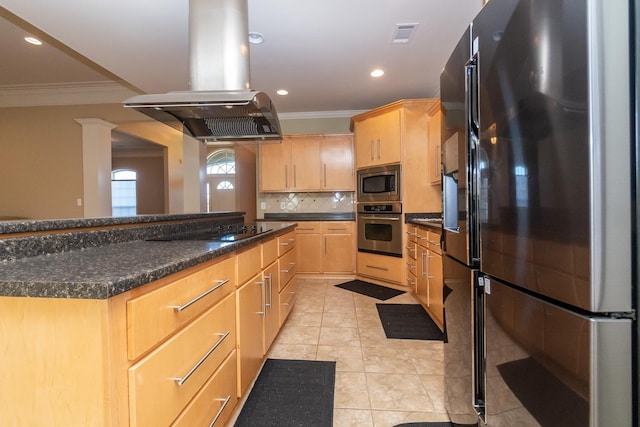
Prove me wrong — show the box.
[248,32,264,44]
[24,36,42,46]
[276,89,288,96]
[370,69,385,78]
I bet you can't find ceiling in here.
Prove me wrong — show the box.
[0,0,483,116]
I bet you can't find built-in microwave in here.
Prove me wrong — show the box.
[357,164,401,202]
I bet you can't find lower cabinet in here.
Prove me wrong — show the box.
[356,251,403,284]
[0,230,297,426]
[296,221,355,275]
[236,271,265,397]
[237,232,297,397]
[406,224,444,330]
[128,293,237,426]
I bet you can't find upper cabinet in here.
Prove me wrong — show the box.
[426,101,442,185]
[352,99,442,213]
[259,134,354,192]
[353,109,401,168]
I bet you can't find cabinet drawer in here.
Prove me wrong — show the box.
[262,237,278,268]
[406,267,417,291]
[406,225,418,243]
[279,249,297,290]
[127,256,236,360]
[321,221,353,234]
[406,241,417,260]
[356,252,403,283]
[295,222,321,233]
[237,244,262,285]
[277,230,296,256]
[429,230,442,254]
[171,350,238,427]
[279,278,298,326]
[128,293,236,427]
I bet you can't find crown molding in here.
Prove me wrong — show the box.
[278,110,366,120]
[0,81,140,107]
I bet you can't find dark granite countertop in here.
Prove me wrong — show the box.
[262,212,355,221]
[0,221,296,300]
[0,212,244,235]
[405,213,443,230]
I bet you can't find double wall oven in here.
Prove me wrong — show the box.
[356,165,403,257]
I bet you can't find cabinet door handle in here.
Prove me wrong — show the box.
[324,164,327,187]
[174,331,230,386]
[293,164,297,187]
[284,165,288,188]
[370,140,374,160]
[208,395,231,427]
[366,264,389,271]
[377,138,381,159]
[265,274,273,308]
[172,279,230,312]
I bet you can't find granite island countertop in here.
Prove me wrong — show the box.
[0,221,296,300]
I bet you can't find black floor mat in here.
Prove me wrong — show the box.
[376,304,444,340]
[234,359,336,427]
[335,280,405,300]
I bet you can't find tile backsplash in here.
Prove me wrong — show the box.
[257,192,355,217]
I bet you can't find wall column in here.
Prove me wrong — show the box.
[75,118,117,217]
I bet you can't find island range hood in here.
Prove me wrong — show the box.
[123,0,282,143]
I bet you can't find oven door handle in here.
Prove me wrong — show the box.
[358,214,401,220]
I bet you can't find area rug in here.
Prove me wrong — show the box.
[335,279,405,300]
[234,359,336,427]
[497,357,588,427]
[376,304,444,340]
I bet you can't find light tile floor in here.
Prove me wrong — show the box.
[229,277,450,427]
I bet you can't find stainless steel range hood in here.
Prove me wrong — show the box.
[123,0,282,143]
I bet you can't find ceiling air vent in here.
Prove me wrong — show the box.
[392,23,418,44]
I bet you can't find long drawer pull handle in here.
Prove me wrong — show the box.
[366,264,389,271]
[283,291,297,306]
[175,331,230,386]
[281,262,296,273]
[327,227,347,231]
[208,395,231,427]
[172,279,230,312]
[296,227,316,231]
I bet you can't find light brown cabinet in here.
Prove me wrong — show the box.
[406,224,443,330]
[259,134,354,192]
[0,231,297,427]
[427,101,442,185]
[354,109,401,168]
[295,221,355,275]
[356,250,403,284]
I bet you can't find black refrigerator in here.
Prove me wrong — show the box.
[441,0,638,425]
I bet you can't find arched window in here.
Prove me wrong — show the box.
[207,149,236,175]
[216,180,234,190]
[111,169,137,216]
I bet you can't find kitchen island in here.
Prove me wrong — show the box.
[0,213,297,426]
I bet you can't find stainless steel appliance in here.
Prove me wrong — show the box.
[357,202,403,257]
[441,0,637,425]
[357,164,401,202]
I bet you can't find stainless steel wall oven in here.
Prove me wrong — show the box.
[357,202,403,257]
